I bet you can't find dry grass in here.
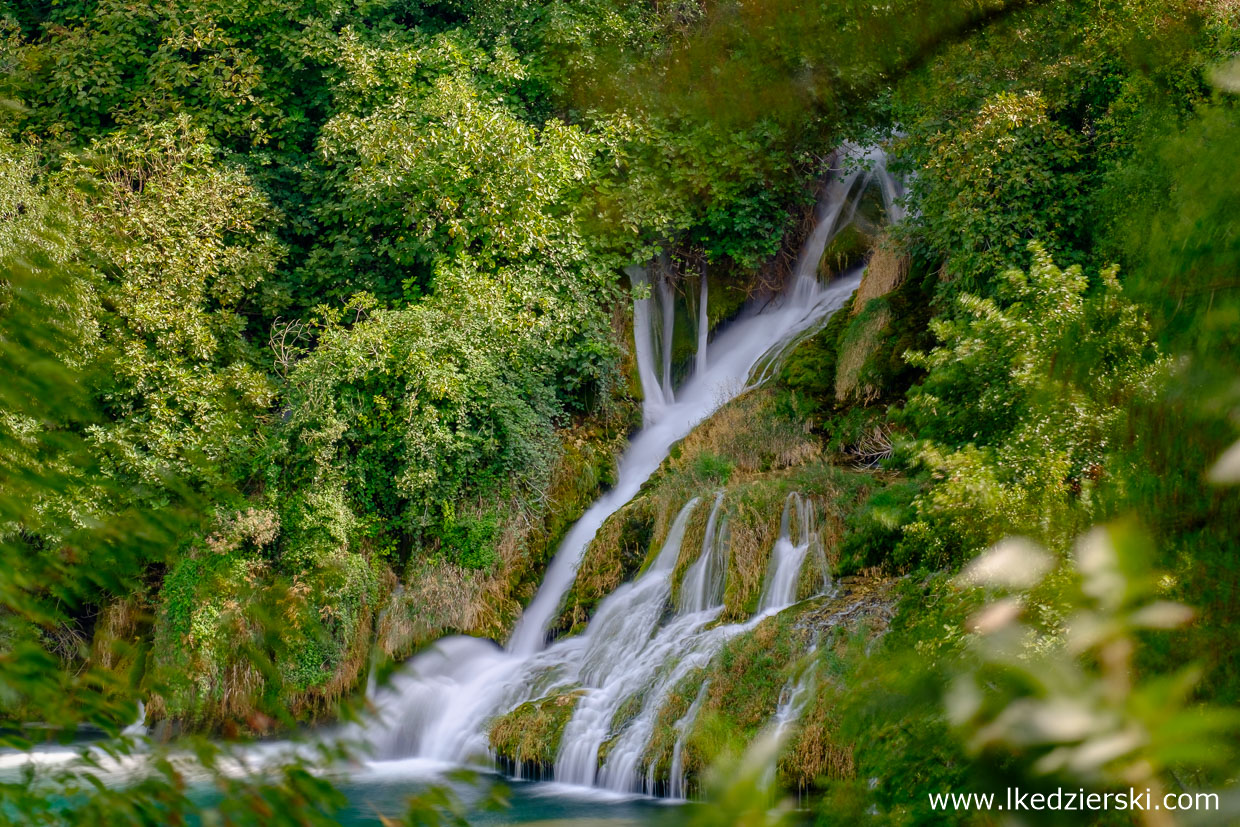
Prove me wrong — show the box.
[845,422,895,469]
[833,307,890,403]
[780,693,856,787]
[720,492,784,622]
[220,657,266,722]
[852,233,908,312]
[90,597,142,672]
[674,388,820,478]
[376,562,487,660]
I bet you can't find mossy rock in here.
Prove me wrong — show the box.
[490,688,584,777]
[554,498,656,636]
[818,222,873,280]
[778,295,855,417]
[834,299,893,404]
[706,269,750,330]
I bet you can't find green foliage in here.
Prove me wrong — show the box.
[308,28,604,303]
[946,526,1240,809]
[432,509,501,571]
[836,479,920,575]
[61,119,281,503]
[898,245,1166,568]
[2,0,1239,823]
[904,91,1085,293]
[10,0,347,151]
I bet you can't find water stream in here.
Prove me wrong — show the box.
[363,146,901,796]
[2,147,901,816]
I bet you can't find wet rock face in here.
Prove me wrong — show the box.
[795,575,900,639]
[490,688,585,780]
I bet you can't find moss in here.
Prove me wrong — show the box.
[706,269,750,330]
[817,222,873,280]
[489,688,583,777]
[281,551,380,721]
[615,291,643,405]
[834,299,893,404]
[641,669,707,792]
[555,498,656,635]
[778,295,855,417]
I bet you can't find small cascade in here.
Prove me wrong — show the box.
[695,270,709,378]
[669,681,710,799]
[658,272,676,402]
[678,492,729,614]
[554,498,703,785]
[770,656,817,747]
[629,265,670,421]
[757,493,818,614]
[362,145,903,795]
[122,700,146,737]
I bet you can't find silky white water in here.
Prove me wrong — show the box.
[2,148,899,805]
[758,493,833,613]
[678,492,727,614]
[359,146,901,793]
[668,680,710,799]
[695,270,709,379]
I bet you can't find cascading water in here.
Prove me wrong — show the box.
[668,680,710,799]
[678,492,728,614]
[757,493,828,613]
[122,701,147,737]
[695,270,709,378]
[363,146,901,794]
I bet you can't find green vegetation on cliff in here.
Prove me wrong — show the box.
[2,0,1240,824]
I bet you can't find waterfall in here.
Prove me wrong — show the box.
[362,147,901,793]
[122,700,146,737]
[695,270,709,378]
[760,655,819,792]
[669,680,710,799]
[678,492,728,614]
[757,493,818,614]
[770,657,817,747]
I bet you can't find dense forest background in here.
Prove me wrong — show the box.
[1,0,1239,823]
